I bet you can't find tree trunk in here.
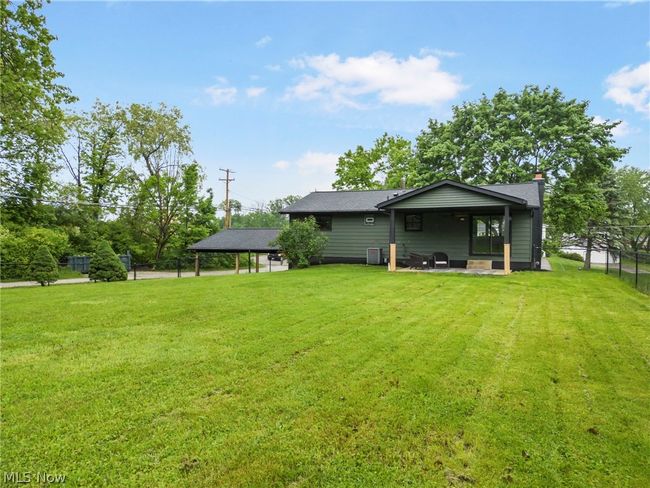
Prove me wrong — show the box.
[584,234,593,270]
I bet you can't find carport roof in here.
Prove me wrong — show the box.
[188,228,280,253]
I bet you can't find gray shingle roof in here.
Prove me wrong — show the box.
[480,182,541,207]
[281,181,541,214]
[280,189,412,213]
[188,228,280,252]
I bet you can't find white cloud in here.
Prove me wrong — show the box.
[265,64,282,72]
[294,151,339,176]
[273,160,290,170]
[205,78,237,105]
[270,151,340,194]
[285,51,465,110]
[593,115,636,138]
[255,35,272,48]
[604,0,643,8]
[273,151,339,183]
[612,120,634,137]
[604,61,650,116]
[246,86,267,98]
[419,47,462,58]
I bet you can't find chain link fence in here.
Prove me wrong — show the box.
[602,249,650,295]
[549,246,649,295]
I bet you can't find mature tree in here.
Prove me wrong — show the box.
[59,101,129,219]
[273,216,328,268]
[89,240,127,282]
[333,134,417,190]
[546,179,610,269]
[614,166,650,252]
[170,187,220,255]
[0,0,76,225]
[415,86,626,186]
[124,103,204,262]
[30,245,58,286]
[0,151,58,226]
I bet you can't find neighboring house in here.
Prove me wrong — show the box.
[281,174,545,273]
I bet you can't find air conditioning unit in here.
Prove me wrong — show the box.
[367,248,382,265]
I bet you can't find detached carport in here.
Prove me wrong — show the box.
[188,228,280,275]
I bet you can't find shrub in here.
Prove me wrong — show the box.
[89,241,127,282]
[0,225,29,279]
[0,225,69,280]
[23,227,69,260]
[558,251,584,262]
[30,246,59,286]
[273,217,328,268]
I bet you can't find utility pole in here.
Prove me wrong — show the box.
[219,168,235,229]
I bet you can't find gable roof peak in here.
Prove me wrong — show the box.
[376,179,528,208]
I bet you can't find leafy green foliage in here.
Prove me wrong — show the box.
[614,166,650,251]
[124,103,202,261]
[89,240,127,282]
[333,133,417,190]
[415,86,626,186]
[22,226,70,259]
[0,0,76,226]
[0,225,69,279]
[273,217,328,268]
[229,196,301,229]
[59,100,130,219]
[29,245,58,286]
[556,251,584,262]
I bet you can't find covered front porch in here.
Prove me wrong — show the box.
[385,205,516,274]
[375,180,539,275]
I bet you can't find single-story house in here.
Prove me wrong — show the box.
[280,174,545,273]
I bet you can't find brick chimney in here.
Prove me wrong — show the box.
[534,170,544,181]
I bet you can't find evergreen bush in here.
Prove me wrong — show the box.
[89,241,127,282]
[30,245,59,286]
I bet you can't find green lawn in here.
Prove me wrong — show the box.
[1,259,648,487]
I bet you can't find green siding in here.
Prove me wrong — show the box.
[322,214,390,258]
[394,213,467,259]
[320,210,532,265]
[511,210,532,262]
[388,185,508,209]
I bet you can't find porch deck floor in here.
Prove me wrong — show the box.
[397,267,505,275]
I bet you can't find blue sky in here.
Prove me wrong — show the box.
[45,1,650,207]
